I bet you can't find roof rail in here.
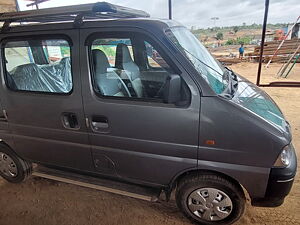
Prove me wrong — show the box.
[0,2,150,31]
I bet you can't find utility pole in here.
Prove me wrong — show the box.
[211,17,219,27]
[168,0,172,19]
[15,0,20,11]
[256,0,269,86]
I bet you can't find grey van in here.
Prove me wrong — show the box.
[0,2,297,225]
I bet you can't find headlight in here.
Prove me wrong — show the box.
[274,145,292,167]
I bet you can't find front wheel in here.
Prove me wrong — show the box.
[176,174,245,225]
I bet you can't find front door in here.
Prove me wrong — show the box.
[0,29,93,171]
[80,28,200,185]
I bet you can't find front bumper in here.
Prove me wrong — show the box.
[252,144,297,207]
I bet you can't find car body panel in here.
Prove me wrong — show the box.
[79,26,200,184]
[0,18,296,202]
[0,29,94,171]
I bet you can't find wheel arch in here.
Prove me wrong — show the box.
[0,139,23,159]
[0,139,32,182]
[168,168,248,199]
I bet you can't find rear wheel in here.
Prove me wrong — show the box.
[0,144,32,183]
[176,173,245,225]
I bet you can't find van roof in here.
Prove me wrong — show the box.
[0,17,183,35]
[0,2,150,32]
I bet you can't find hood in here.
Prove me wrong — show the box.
[231,75,291,135]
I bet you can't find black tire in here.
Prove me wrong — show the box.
[176,173,245,225]
[0,143,32,183]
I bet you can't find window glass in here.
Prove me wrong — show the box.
[166,27,227,94]
[90,35,179,102]
[3,39,72,93]
[145,41,167,68]
[5,47,32,71]
[92,38,133,67]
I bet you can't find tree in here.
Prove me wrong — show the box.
[216,32,223,40]
[233,26,239,34]
[226,39,234,45]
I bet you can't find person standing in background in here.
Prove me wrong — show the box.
[239,43,244,60]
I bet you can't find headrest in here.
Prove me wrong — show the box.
[92,49,110,74]
[115,43,133,69]
[12,63,40,78]
[10,63,42,91]
[59,57,71,65]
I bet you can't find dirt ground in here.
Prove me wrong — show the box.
[0,62,299,225]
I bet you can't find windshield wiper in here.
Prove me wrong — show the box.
[225,67,238,89]
[219,69,233,98]
[212,67,239,99]
[223,67,238,98]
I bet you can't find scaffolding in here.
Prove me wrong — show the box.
[265,16,300,68]
[256,0,300,88]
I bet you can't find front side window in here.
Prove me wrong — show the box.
[90,34,184,103]
[166,27,227,94]
[3,39,72,93]
[145,41,168,68]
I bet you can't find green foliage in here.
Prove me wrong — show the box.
[60,46,70,57]
[225,39,234,45]
[225,36,252,45]
[190,22,290,47]
[216,32,223,40]
[233,26,239,34]
[191,22,289,36]
[238,36,251,44]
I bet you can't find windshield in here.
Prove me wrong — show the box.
[232,77,287,130]
[166,27,227,94]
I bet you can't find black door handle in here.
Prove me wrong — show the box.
[62,112,79,129]
[91,116,109,131]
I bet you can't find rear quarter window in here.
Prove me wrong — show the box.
[2,38,73,94]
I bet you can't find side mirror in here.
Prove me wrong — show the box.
[163,74,181,104]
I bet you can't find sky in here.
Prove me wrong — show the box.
[17,0,300,28]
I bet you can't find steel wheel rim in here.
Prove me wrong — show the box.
[187,187,233,221]
[0,152,18,177]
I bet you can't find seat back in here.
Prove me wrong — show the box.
[11,57,72,93]
[92,49,130,97]
[39,57,72,93]
[116,43,144,97]
[11,63,48,92]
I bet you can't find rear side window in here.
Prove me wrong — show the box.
[3,38,72,93]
